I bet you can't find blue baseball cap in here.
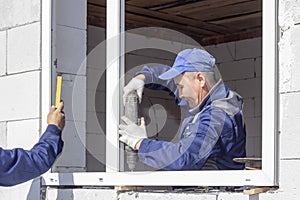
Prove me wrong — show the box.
[159,48,216,80]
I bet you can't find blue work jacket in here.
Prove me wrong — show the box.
[0,124,63,186]
[137,65,246,170]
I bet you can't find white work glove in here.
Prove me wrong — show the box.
[119,116,147,150]
[123,77,145,105]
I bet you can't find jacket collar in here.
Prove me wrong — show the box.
[189,79,228,115]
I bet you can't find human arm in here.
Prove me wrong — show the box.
[137,107,229,170]
[136,65,178,100]
[0,102,65,186]
[124,65,180,104]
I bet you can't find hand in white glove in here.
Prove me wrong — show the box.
[119,116,147,150]
[123,77,145,105]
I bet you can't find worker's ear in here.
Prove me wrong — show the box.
[195,72,206,87]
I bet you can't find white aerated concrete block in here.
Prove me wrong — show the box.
[0,178,40,199]
[86,151,106,172]
[7,22,40,74]
[56,0,86,30]
[0,71,39,121]
[289,44,300,92]
[218,192,256,200]
[224,81,236,91]
[254,57,262,77]
[254,97,262,117]
[279,160,300,191]
[56,25,86,75]
[0,122,7,148]
[86,44,106,71]
[86,111,106,170]
[86,112,106,135]
[6,119,39,149]
[235,78,261,99]
[244,117,262,137]
[86,133,106,159]
[87,90,106,113]
[127,49,174,64]
[236,38,262,60]
[53,120,86,169]
[125,53,172,73]
[219,59,255,81]
[87,68,106,93]
[60,74,86,122]
[119,192,216,200]
[205,42,235,63]
[46,188,118,200]
[280,92,300,158]
[0,31,6,76]
[294,7,300,24]
[246,137,256,157]
[282,27,300,92]
[87,25,105,53]
[290,25,300,45]
[259,191,297,200]
[279,49,300,91]
[0,0,40,29]
[243,98,255,118]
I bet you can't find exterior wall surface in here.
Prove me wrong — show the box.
[0,0,41,199]
[2,0,300,199]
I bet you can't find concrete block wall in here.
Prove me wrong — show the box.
[52,0,87,172]
[46,188,262,200]
[272,0,300,198]
[1,0,298,199]
[86,25,106,171]
[0,0,41,199]
[206,38,262,158]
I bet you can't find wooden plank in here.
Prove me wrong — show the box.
[188,0,262,21]
[115,186,144,191]
[88,15,106,28]
[243,187,271,195]
[233,157,262,163]
[126,0,176,8]
[88,0,105,6]
[211,12,261,26]
[125,20,206,45]
[161,0,249,15]
[87,0,262,46]
[125,12,213,36]
[88,4,219,36]
[125,5,233,34]
[88,4,106,18]
[88,0,235,34]
[201,28,261,46]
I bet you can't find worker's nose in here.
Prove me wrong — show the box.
[178,90,183,99]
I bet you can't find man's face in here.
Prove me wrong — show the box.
[174,72,203,109]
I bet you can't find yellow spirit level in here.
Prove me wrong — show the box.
[55,75,62,108]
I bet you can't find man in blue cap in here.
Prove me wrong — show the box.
[120,48,246,170]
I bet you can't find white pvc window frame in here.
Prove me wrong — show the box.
[42,0,278,186]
